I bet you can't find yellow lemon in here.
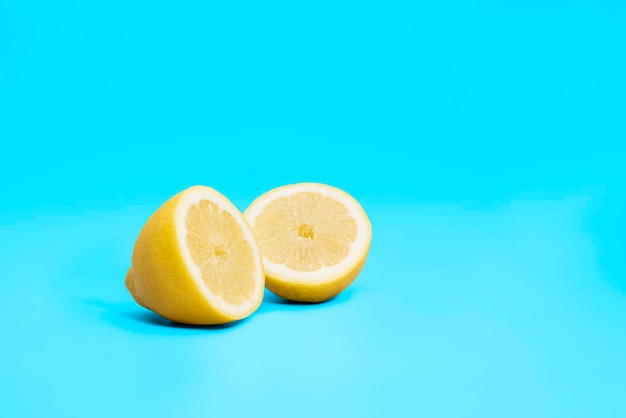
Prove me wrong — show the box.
[127,186,264,325]
[244,183,371,302]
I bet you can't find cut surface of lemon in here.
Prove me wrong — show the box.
[127,186,264,325]
[244,183,372,302]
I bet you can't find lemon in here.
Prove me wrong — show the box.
[127,186,265,325]
[244,182,372,302]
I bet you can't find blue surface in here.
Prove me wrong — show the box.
[1,1,625,417]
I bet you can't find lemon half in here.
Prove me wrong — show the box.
[244,182,371,302]
[127,186,265,325]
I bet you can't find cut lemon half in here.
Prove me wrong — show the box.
[127,186,264,325]
[244,183,372,302]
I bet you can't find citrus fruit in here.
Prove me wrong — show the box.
[244,182,371,302]
[127,185,265,325]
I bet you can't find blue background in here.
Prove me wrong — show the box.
[1,1,625,416]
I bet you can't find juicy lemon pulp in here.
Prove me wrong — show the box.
[185,199,256,305]
[253,192,358,272]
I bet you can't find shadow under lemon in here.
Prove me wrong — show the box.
[96,286,355,332]
[255,287,355,312]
